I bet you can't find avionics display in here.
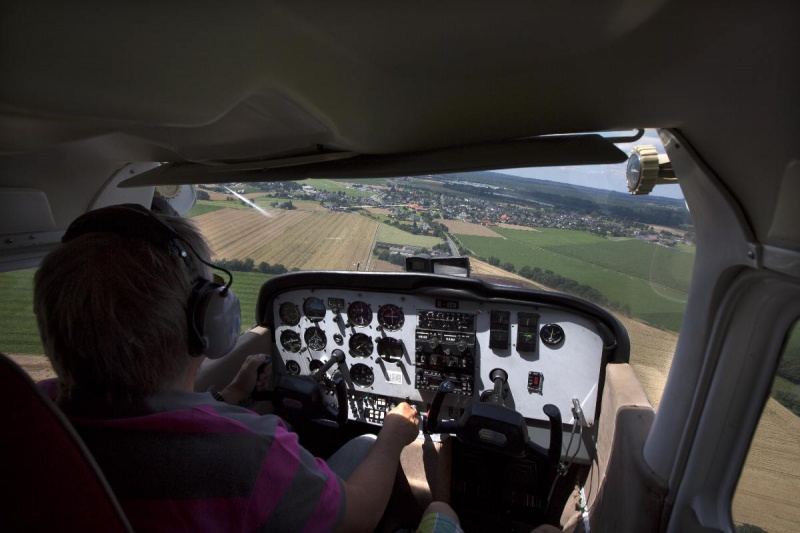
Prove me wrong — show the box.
[414,310,476,395]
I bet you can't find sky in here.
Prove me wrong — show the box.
[497,129,685,200]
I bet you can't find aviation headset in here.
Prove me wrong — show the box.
[62,203,241,359]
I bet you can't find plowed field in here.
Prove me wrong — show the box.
[194,208,378,271]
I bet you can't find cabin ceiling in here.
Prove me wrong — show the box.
[0,1,798,246]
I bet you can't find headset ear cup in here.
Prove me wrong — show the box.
[190,281,241,359]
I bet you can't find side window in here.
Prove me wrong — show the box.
[731,322,800,532]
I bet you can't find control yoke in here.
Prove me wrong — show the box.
[423,372,562,465]
[272,349,348,428]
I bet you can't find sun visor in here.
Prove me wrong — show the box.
[119,134,627,187]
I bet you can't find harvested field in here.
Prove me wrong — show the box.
[370,259,404,272]
[364,207,392,215]
[619,315,678,409]
[10,354,55,381]
[435,219,504,237]
[498,223,540,232]
[194,207,379,271]
[733,400,800,532]
[649,224,687,236]
[471,258,546,289]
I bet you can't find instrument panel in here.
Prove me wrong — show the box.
[261,273,626,433]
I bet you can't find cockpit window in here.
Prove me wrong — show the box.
[184,131,692,412]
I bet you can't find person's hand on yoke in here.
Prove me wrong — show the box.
[218,353,271,404]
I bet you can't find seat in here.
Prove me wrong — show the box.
[0,353,132,531]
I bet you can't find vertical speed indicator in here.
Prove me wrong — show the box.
[377,304,405,331]
[347,301,373,327]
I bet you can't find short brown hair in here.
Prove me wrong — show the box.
[34,211,211,413]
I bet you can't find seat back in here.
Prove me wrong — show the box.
[0,353,132,532]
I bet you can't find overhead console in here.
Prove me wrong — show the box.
[257,272,629,460]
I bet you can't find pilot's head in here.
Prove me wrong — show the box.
[34,208,213,412]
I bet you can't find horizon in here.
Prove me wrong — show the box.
[497,129,686,201]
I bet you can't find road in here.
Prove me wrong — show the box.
[445,234,459,256]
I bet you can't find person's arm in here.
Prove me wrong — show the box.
[218,353,271,404]
[337,402,419,532]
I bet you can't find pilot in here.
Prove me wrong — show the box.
[33,204,457,532]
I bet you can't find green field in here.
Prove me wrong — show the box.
[186,202,225,218]
[0,269,272,356]
[0,268,42,354]
[232,271,272,330]
[376,223,444,248]
[457,228,693,332]
[191,199,252,211]
[491,228,695,293]
[253,197,323,211]
[298,179,377,198]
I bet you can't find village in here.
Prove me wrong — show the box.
[247,176,694,250]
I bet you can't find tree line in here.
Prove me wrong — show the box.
[480,255,632,315]
[215,257,293,275]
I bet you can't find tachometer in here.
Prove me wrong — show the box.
[304,326,327,351]
[350,363,374,387]
[377,304,405,331]
[279,330,301,353]
[349,333,374,357]
[303,297,326,321]
[278,302,301,326]
[347,300,373,327]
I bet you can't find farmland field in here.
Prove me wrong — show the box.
[253,197,327,211]
[186,202,225,218]
[493,227,694,292]
[364,207,392,215]
[195,208,379,271]
[205,191,264,201]
[435,219,503,238]
[3,249,796,531]
[370,259,403,272]
[297,179,376,198]
[376,223,444,248]
[498,223,540,232]
[0,268,42,354]
[457,228,692,332]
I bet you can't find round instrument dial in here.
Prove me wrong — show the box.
[279,330,302,353]
[285,360,301,375]
[304,327,327,351]
[278,302,301,326]
[303,297,326,321]
[347,301,373,327]
[350,363,374,387]
[376,337,404,360]
[377,304,405,331]
[348,333,374,357]
[540,324,565,346]
[309,359,324,373]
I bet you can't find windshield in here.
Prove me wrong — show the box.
[187,131,692,414]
